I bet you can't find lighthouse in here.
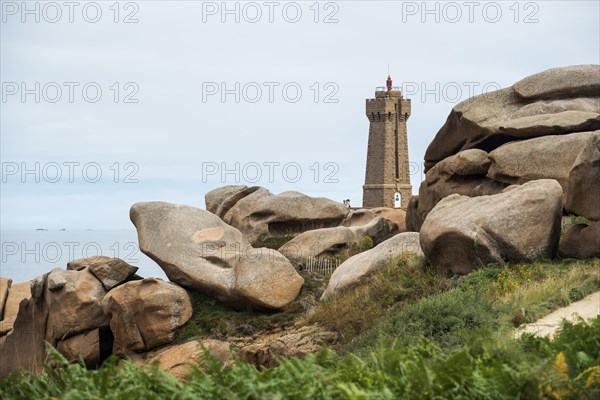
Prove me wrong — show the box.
[362,75,412,209]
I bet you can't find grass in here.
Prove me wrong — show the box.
[494,259,600,326]
[307,254,455,344]
[179,257,599,353]
[344,259,600,351]
[570,215,591,226]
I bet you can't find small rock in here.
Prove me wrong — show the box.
[370,207,407,234]
[205,185,261,219]
[132,339,231,380]
[405,195,422,232]
[69,256,138,290]
[0,295,48,378]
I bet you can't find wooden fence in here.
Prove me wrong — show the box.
[304,256,340,276]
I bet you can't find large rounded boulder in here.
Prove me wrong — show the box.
[278,217,390,264]
[130,201,304,309]
[102,278,192,355]
[205,186,349,247]
[420,179,563,274]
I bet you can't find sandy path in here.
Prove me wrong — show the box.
[514,291,600,338]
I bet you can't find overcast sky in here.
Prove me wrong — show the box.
[1,0,599,229]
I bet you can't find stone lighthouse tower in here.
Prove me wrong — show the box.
[362,75,412,209]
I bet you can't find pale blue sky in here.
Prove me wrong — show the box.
[1,0,599,229]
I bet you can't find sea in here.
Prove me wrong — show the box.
[0,229,168,284]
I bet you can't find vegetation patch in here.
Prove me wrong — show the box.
[1,319,598,399]
[178,291,302,342]
[308,254,456,346]
[349,258,599,352]
[263,233,297,250]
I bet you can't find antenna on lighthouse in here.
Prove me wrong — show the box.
[386,64,393,94]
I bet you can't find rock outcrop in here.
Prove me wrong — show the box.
[321,232,424,301]
[424,65,600,172]
[0,257,140,377]
[419,179,563,274]
[206,185,410,246]
[413,66,600,233]
[130,201,304,309]
[102,278,192,355]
